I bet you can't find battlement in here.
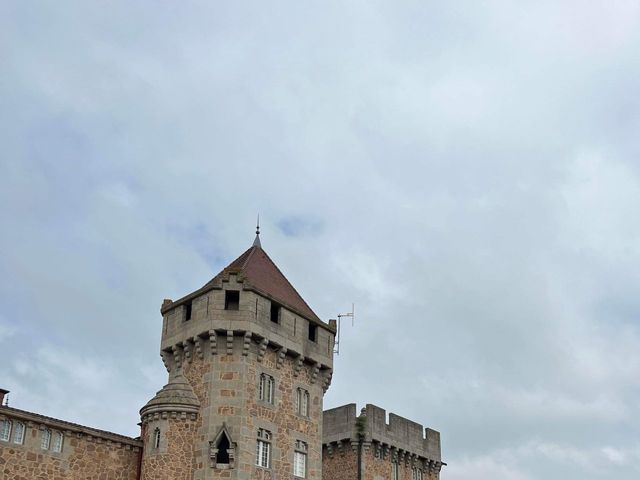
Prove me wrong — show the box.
[323,403,441,462]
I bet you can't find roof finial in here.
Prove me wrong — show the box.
[253,215,262,248]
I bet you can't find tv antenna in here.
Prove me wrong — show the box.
[333,303,355,355]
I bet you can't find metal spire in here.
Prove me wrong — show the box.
[253,215,262,248]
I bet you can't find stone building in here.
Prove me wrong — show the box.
[323,404,443,480]
[0,231,443,479]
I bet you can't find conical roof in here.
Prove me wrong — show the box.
[205,245,321,323]
[140,373,200,418]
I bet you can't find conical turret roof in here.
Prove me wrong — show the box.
[140,373,200,418]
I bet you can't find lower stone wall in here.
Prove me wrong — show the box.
[363,448,439,480]
[0,424,140,480]
[322,444,357,480]
[140,418,197,480]
[322,444,440,480]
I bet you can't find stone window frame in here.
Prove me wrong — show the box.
[258,372,275,405]
[392,461,399,480]
[256,428,272,469]
[153,427,161,449]
[411,465,424,480]
[13,421,25,445]
[41,428,51,450]
[52,430,64,453]
[0,418,11,442]
[293,439,308,478]
[294,387,310,418]
[209,423,236,469]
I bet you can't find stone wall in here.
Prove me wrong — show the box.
[155,271,333,480]
[0,407,141,480]
[322,443,357,480]
[322,404,443,480]
[140,417,197,480]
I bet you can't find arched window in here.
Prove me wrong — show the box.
[153,428,161,449]
[53,431,63,452]
[295,388,310,416]
[209,423,236,469]
[41,429,51,450]
[216,431,230,464]
[13,422,25,444]
[0,419,11,442]
[258,374,274,404]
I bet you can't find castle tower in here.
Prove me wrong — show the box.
[141,230,335,480]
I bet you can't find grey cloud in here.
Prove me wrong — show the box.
[1,1,640,478]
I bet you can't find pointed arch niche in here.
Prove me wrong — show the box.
[209,423,236,469]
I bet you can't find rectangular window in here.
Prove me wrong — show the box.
[259,373,274,404]
[392,462,399,480]
[225,290,240,310]
[0,419,11,441]
[308,323,317,342]
[270,302,281,323]
[294,440,307,478]
[256,428,271,468]
[184,302,192,321]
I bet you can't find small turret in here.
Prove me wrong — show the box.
[139,373,200,480]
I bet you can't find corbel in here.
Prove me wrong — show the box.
[257,338,268,362]
[326,443,334,458]
[182,340,192,363]
[293,355,304,377]
[382,443,390,460]
[276,347,287,369]
[391,446,398,463]
[226,330,234,355]
[172,344,182,369]
[310,362,320,384]
[193,336,204,360]
[209,330,217,355]
[160,350,171,372]
[242,332,252,356]
[323,368,333,392]
[350,440,359,453]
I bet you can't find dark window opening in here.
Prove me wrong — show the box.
[308,323,317,342]
[225,291,240,310]
[185,302,192,321]
[270,302,281,324]
[216,432,230,464]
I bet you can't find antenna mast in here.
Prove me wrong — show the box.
[333,303,355,355]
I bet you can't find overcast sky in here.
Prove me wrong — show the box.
[2,1,640,479]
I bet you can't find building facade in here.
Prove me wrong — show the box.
[0,233,443,480]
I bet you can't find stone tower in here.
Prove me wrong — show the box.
[140,231,335,480]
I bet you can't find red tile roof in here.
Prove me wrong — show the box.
[206,245,321,323]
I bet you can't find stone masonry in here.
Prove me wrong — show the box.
[323,404,444,480]
[0,406,141,480]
